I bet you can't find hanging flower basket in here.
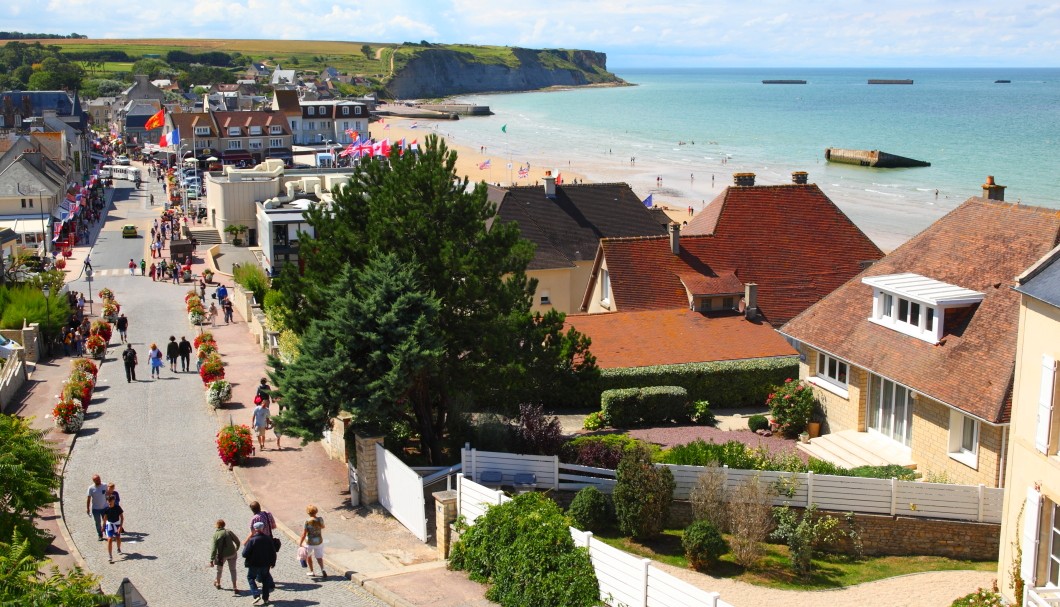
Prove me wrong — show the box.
[189,310,205,325]
[205,379,232,408]
[71,358,98,379]
[90,320,112,343]
[216,424,254,468]
[85,335,107,359]
[194,333,215,349]
[53,398,85,434]
[54,258,67,270]
[199,353,225,384]
[98,288,114,300]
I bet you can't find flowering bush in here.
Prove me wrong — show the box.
[766,378,816,438]
[64,375,93,410]
[85,335,107,358]
[216,424,254,466]
[189,310,205,325]
[199,353,225,384]
[197,342,217,359]
[98,288,114,300]
[194,333,215,349]
[90,320,112,343]
[71,358,98,378]
[186,295,202,312]
[205,379,232,408]
[185,290,199,302]
[53,398,84,433]
[102,301,120,318]
[54,257,67,270]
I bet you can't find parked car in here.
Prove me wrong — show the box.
[122,225,138,238]
[115,155,131,165]
[0,334,21,359]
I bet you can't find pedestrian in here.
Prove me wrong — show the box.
[178,336,192,372]
[171,265,180,284]
[122,344,138,382]
[73,330,84,357]
[255,378,271,406]
[128,259,136,275]
[147,343,163,378]
[216,284,228,303]
[86,475,108,541]
[210,519,241,593]
[298,504,327,578]
[140,259,146,275]
[223,299,234,324]
[251,398,271,451]
[84,255,92,271]
[116,314,128,343]
[166,336,179,372]
[199,277,207,299]
[148,263,156,281]
[102,494,124,563]
[242,521,276,605]
[105,482,121,506]
[208,302,218,327]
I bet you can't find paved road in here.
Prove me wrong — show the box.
[61,171,387,606]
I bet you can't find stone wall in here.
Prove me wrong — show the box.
[911,395,1003,487]
[0,351,27,413]
[321,413,352,463]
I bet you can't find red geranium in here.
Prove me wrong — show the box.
[216,424,254,466]
[199,353,225,384]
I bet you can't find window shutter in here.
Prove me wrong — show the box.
[1037,355,1056,454]
[1022,488,1042,588]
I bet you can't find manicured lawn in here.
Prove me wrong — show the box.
[594,528,995,591]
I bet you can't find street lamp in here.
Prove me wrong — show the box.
[41,283,50,356]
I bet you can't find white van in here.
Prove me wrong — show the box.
[101,165,142,181]
[98,166,112,178]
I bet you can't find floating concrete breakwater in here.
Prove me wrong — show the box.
[868,79,914,84]
[762,79,807,84]
[825,148,931,168]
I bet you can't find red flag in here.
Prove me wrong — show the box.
[144,108,165,130]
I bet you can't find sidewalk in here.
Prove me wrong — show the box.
[197,263,497,607]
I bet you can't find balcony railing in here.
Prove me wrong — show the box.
[1029,587,1060,606]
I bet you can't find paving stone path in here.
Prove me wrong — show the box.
[60,182,386,606]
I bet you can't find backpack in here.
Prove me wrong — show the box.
[122,349,134,364]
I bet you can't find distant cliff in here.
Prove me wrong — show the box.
[384,45,625,99]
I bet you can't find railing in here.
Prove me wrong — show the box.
[461,447,1005,524]
[457,476,734,607]
[1029,587,1060,606]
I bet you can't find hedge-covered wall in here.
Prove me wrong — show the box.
[598,356,798,408]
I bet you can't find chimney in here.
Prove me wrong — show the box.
[744,283,759,320]
[792,171,808,185]
[543,170,556,199]
[982,175,1006,201]
[733,172,756,187]
[669,222,680,255]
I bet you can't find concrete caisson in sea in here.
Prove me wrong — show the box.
[824,148,931,168]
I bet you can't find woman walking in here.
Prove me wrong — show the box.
[208,302,218,327]
[166,336,180,372]
[210,519,241,593]
[298,504,327,578]
[102,494,124,563]
[148,343,164,378]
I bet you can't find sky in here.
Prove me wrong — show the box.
[5,0,1060,68]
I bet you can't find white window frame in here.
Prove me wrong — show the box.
[227,140,243,150]
[342,106,350,115]
[867,373,913,447]
[249,126,262,135]
[600,269,611,308]
[270,125,283,135]
[307,106,315,115]
[355,106,362,115]
[947,409,979,469]
[249,139,263,150]
[1049,501,1060,587]
[539,290,551,306]
[870,287,940,344]
[1039,354,1056,455]
[808,352,850,399]
[227,126,241,136]
[269,138,283,148]
[195,126,210,136]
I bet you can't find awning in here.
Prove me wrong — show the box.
[0,216,49,235]
[266,147,293,159]
[222,150,253,161]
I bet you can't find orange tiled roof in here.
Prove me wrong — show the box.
[677,271,744,296]
[599,183,883,326]
[565,309,797,369]
[781,197,1060,423]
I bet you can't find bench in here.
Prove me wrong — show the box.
[478,470,503,489]
[513,472,537,494]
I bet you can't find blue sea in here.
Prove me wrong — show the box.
[436,68,1060,250]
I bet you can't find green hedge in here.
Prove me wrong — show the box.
[599,357,798,408]
[602,386,688,427]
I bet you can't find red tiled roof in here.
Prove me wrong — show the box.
[565,309,797,369]
[598,184,883,326]
[677,271,744,296]
[781,197,1060,424]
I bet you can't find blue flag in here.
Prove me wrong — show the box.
[642,194,653,207]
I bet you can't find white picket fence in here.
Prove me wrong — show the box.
[460,447,1004,524]
[457,476,735,607]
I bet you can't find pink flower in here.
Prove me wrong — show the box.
[784,394,791,400]
[796,385,804,391]
[785,378,793,384]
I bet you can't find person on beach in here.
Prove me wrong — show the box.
[148,343,164,378]
[122,344,138,382]
[299,505,327,578]
[166,336,179,372]
[102,494,124,563]
[86,475,108,540]
[116,314,128,343]
[210,519,241,593]
[178,336,192,372]
[251,399,271,451]
[243,521,276,605]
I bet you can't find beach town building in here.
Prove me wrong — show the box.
[997,244,1060,604]
[0,134,72,254]
[297,100,369,147]
[164,109,293,167]
[487,177,666,314]
[780,184,1060,488]
[119,99,164,147]
[121,74,167,107]
[580,171,883,326]
[0,90,89,134]
[85,96,118,131]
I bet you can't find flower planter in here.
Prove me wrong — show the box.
[53,399,84,434]
[205,380,232,408]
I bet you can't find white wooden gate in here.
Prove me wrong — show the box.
[376,443,428,542]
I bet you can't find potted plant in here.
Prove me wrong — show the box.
[71,358,98,379]
[90,320,112,343]
[64,375,94,411]
[199,353,225,384]
[224,224,249,246]
[98,288,114,300]
[85,334,107,359]
[216,424,254,469]
[54,257,67,270]
[53,398,85,433]
[102,300,120,322]
[766,378,817,438]
[197,341,217,359]
[194,332,215,349]
[799,431,810,444]
[205,379,232,408]
[203,268,215,283]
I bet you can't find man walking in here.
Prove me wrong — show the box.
[86,474,108,541]
[166,336,180,372]
[251,398,271,451]
[223,298,234,324]
[122,344,138,382]
[178,336,192,372]
[115,314,128,344]
[243,521,276,605]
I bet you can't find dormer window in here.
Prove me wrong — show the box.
[307,107,315,115]
[250,126,262,135]
[228,126,241,136]
[863,273,984,344]
[270,125,283,134]
[195,126,210,136]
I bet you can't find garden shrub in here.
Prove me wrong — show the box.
[747,414,769,432]
[233,263,269,305]
[582,410,608,430]
[690,400,717,426]
[766,378,816,438]
[515,403,564,456]
[659,440,917,480]
[599,357,797,408]
[567,487,612,532]
[951,588,1004,607]
[473,413,515,453]
[449,492,600,607]
[613,445,675,539]
[770,504,851,577]
[727,474,777,568]
[682,520,729,570]
[560,434,649,469]
[690,465,728,532]
[601,386,688,427]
